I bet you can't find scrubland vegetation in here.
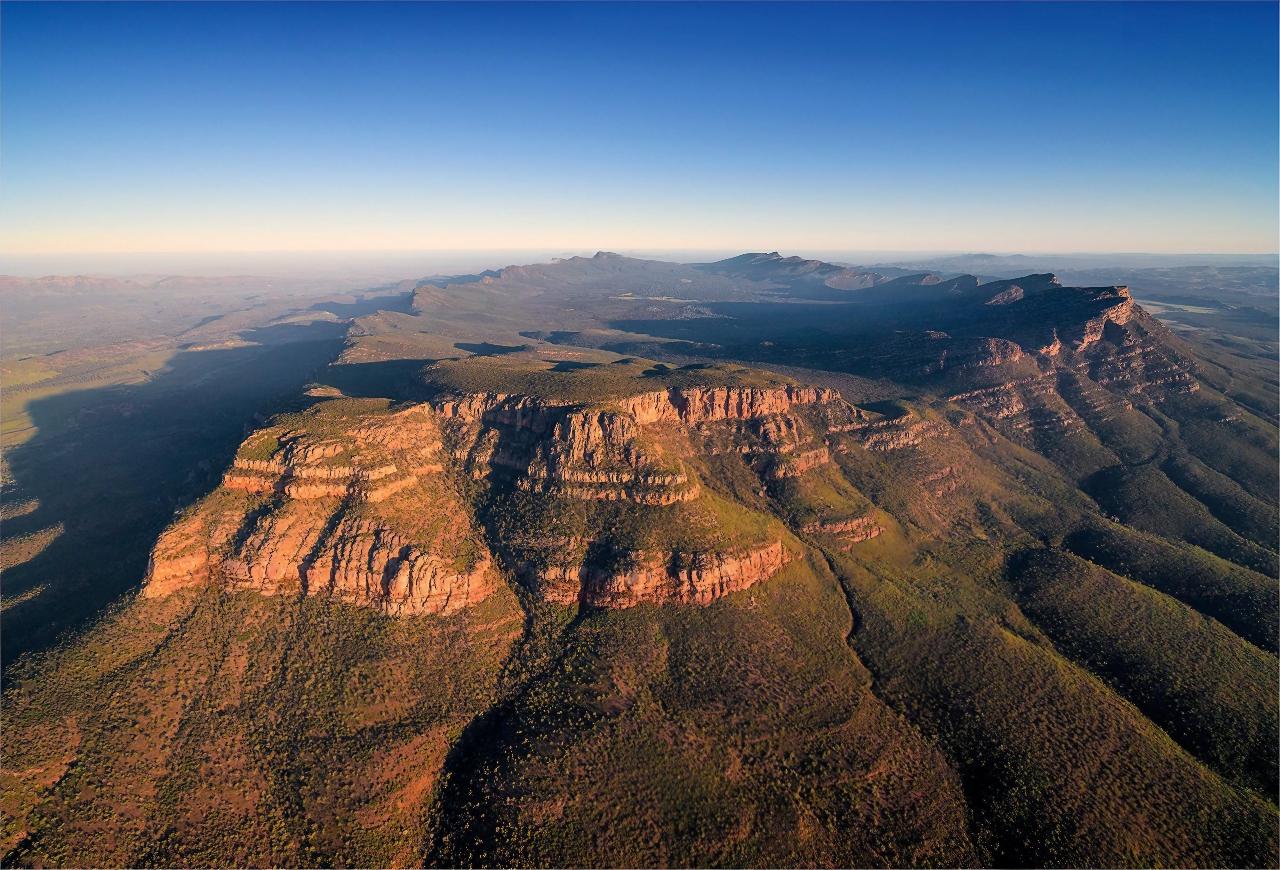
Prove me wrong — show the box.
[4,255,1277,867]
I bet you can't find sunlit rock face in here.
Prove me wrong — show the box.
[145,385,855,611]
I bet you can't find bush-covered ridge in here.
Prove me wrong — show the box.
[5,255,1278,867]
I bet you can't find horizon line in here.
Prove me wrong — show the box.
[3,247,1277,259]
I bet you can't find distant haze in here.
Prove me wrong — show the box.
[0,249,1275,281]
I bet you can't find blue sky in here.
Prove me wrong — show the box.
[3,1,1277,257]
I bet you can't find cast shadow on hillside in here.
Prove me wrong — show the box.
[1,320,348,668]
[310,292,417,320]
[320,359,440,401]
[454,341,529,356]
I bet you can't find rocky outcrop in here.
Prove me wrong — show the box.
[435,384,846,504]
[223,513,494,615]
[768,446,831,479]
[958,337,1025,369]
[986,284,1025,305]
[617,385,840,425]
[436,385,840,428]
[840,414,938,452]
[1069,287,1135,350]
[144,384,841,614]
[1075,316,1199,397]
[143,402,497,616]
[947,377,1087,440]
[939,302,1198,447]
[438,398,700,504]
[1037,331,1063,357]
[802,515,882,546]
[949,382,1033,421]
[144,511,242,599]
[220,407,441,504]
[922,466,960,497]
[523,540,793,608]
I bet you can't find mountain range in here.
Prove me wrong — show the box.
[3,251,1276,867]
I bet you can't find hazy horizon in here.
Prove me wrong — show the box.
[3,248,1277,280]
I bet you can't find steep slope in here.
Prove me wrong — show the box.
[425,556,979,867]
[1011,549,1278,796]
[141,364,847,612]
[144,398,497,614]
[2,586,524,867]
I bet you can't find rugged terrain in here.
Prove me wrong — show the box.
[3,253,1277,867]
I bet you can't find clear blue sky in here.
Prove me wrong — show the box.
[3,1,1277,257]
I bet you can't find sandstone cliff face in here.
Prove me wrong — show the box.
[144,386,848,613]
[617,385,840,425]
[434,384,847,505]
[802,515,883,547]
[520,539,793,608]
[144,402,496,616]
[436,395,700,505]
[1075,315,1199,397]
[144,511,242,599]
[1068,287,1135,350]
[225,513,495,615]
[916,285,1200,459]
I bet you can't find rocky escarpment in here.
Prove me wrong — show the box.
[433,384,847,607]
[802,515,883,548]
[906,282,1203,460]
[144,402,496,615]
[516,539,794,608]
[877,278,1186,389]
[839,412,940,453]
[1074,316,1199,396]
[434,385,849,504]
[144,385,853,613]
[934,304,1201,469]
[221,412,442,502]
[435,394,701,505]
[948,377,1088,440]
[617,385,840,424]
[979,281,1169,370]
[678,387,864,480]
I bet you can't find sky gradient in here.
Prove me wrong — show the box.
[3,1,1277,258]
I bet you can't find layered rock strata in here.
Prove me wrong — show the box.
[144,403,495,615]
[434,385,849,504]
[802,515,883,547]
[144,386,846,613]
[521,539,793,608]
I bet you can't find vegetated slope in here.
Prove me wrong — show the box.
[762,402,1278,866]
[425,557,978,868]
[3,253,1277,868]
[1010,549,1278,797]
[1063,521,1278,652]
[1,586,522,867]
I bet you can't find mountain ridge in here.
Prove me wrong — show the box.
[4,251,1276,868]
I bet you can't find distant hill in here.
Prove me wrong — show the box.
[873,253,1279,301]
